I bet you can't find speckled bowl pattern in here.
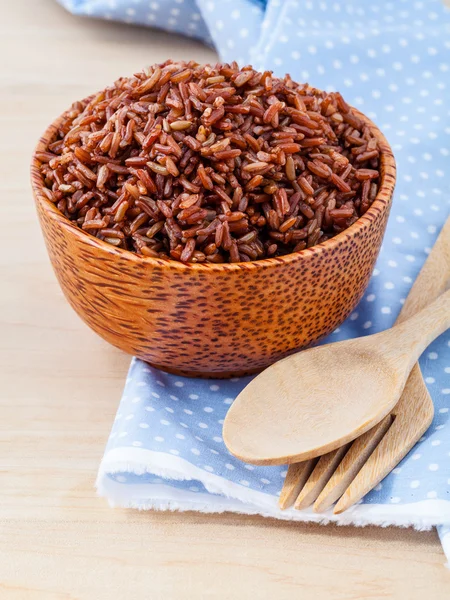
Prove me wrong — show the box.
[31,108,395,378]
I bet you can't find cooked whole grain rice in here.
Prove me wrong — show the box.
[37,61,381,263]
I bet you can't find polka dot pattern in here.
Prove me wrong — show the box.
[71,0,450,556]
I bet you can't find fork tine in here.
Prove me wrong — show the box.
[313,414,394,513]
[279,459,316,510]
[294,444,351,510]
[334,366,434,514]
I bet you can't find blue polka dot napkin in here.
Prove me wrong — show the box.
[58,0,450,564]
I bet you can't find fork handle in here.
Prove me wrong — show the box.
[397,217,450,324]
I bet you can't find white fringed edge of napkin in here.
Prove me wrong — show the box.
[96,448,449,523]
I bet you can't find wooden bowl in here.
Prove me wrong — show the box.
[31,110,395,378]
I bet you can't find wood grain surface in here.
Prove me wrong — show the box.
[1,1,449,598]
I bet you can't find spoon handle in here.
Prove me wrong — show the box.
[385,288,450,368]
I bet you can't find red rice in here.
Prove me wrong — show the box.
[38,61,381,263]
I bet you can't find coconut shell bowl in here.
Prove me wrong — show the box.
[31,111,395,378]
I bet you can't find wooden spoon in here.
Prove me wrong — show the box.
[223,289,450,465]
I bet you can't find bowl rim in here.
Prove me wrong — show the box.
[31,104,396,272]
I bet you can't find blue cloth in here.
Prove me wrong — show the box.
[62,0,450,563]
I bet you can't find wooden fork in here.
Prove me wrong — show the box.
[279,216,450,513]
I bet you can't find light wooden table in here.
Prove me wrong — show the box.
[1,2,448,598]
